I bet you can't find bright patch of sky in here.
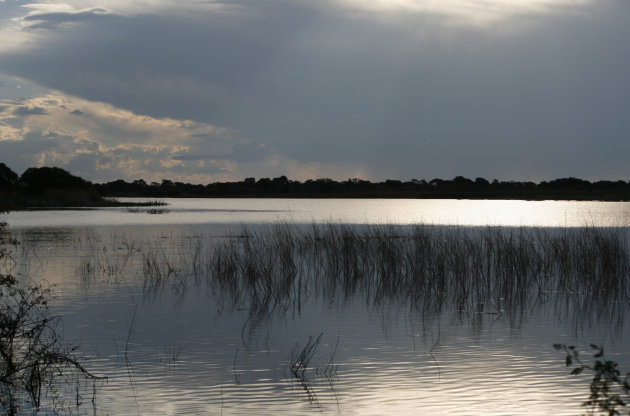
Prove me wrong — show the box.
[337,0,590,21]
[0,88,368,182]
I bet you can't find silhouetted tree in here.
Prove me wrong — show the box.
[0,164,18,190]
[474,177,490,187]
[20,167,91,194]
[5,162,630,201]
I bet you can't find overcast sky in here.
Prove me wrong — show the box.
[0,0,629,183]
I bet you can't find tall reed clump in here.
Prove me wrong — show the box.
[209,224,300,315]
[193,224,628,326]
[83,223,630,328]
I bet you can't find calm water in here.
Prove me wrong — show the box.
[3,199,630,415]
[5,197,630,228]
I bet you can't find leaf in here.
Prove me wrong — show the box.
[566,356,573,366]
[571,367,584,375]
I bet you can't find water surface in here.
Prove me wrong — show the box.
[2,199,630,415]
[6,198,630,228]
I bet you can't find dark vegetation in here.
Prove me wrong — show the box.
[0,209,105,414]
[555,344,630,415]
[0,163,161,209]
[1,163,106,209]
[3,162,630,203]
[98,175,630,200]
[287,332,339,405]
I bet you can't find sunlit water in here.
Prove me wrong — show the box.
[5,198,630,228]
[3,199,630,415]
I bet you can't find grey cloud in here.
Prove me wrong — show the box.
[13,106,47,116]
[144,158,229,176]
[0,115,237,182]
[171,154,215,161]
[70,109,83,115]
[169,163,229,175]
[187,133,222,140]
[0,2,316,120]
[186,133,231,144]
[1,0,629,181]
[42,130,60,138]
[230,142,270,163]
[22,7,111,29]
[197,166,230,175]
[57,152,108,179]
[143,159,165,173]
[0,132,57,171]
[174,136,269,162]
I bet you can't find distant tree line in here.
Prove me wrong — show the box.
[96,173,630,200]
[2,163,630,209]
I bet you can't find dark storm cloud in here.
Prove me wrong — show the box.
[0,2,314,120]
[1,0,629,181]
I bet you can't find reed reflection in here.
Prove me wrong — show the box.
[60,223,630,338]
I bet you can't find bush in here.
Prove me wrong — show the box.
[0,212,104,414]
[555,343,630,415]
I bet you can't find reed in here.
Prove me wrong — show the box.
[74,232,138,286]
[286,332,339,406]
[127,207,169,214]
[289,333,323,377]
[141,240,187,299]
[73,223,630,330]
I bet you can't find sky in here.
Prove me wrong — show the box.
[0,0,629,184]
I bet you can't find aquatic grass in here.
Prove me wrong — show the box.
[289,333,323,377]
[127,207,169,214]
[74,233,139,285]
[156,342,183,371]
[74,223,630,331]
[286,332,340,407]
[141,241,187,299]
[316,333,340,378]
